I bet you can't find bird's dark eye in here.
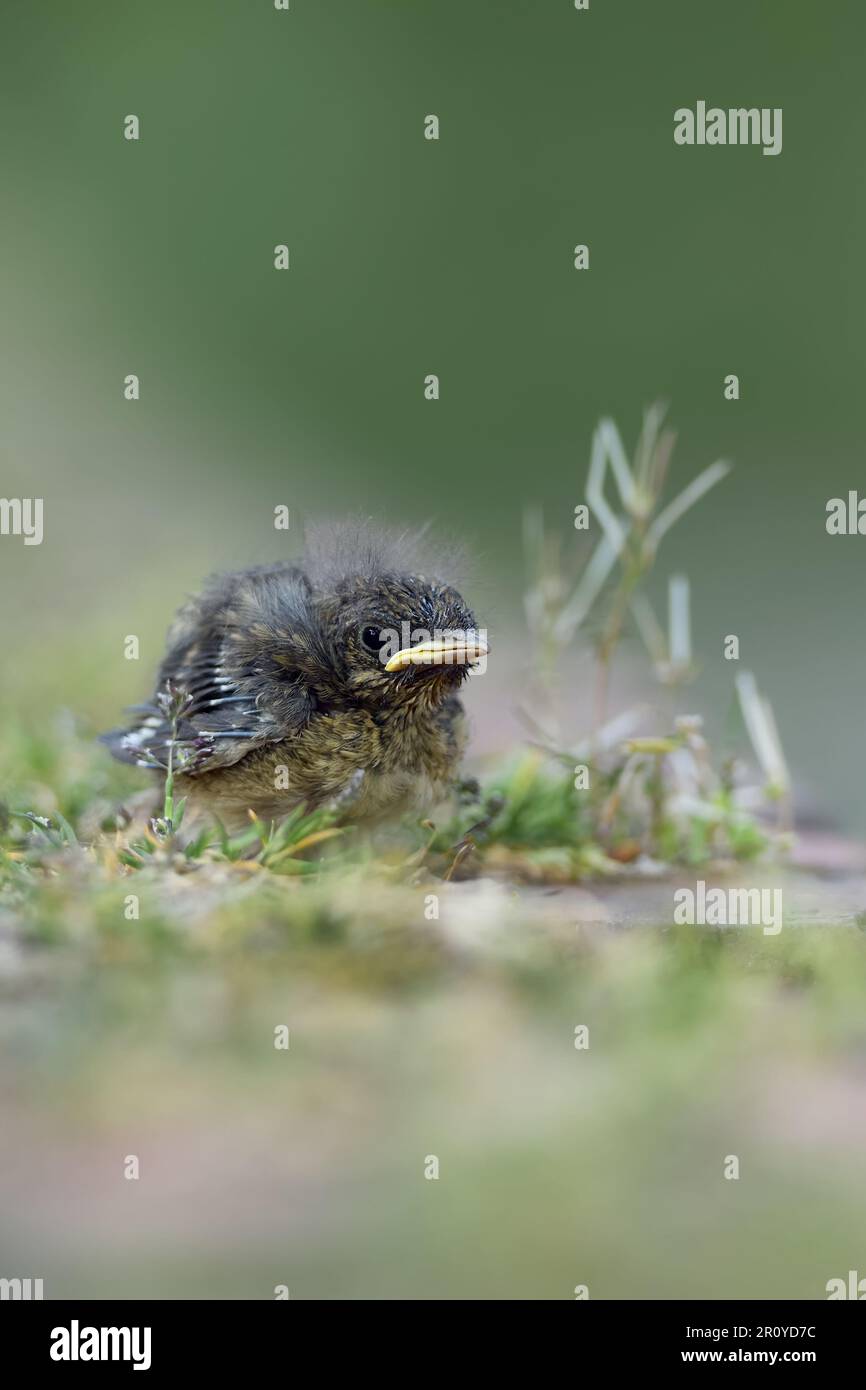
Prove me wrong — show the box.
[361,625,386,654]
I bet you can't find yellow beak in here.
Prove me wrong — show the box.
[384,634,489,673]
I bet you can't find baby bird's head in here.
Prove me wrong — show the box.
[317,568,486,710]
[294,520,485,712]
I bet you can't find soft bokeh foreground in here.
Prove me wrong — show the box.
[2,752,866,1298]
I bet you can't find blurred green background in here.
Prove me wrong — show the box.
[2,0,866,1305]
[1,0,864,825]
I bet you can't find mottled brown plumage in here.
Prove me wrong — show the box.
[101,523,487,831]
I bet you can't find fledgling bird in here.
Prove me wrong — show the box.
[101,523,488,831]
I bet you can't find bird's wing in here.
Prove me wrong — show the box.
[100,566,318,773]
[100,636,293,772]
